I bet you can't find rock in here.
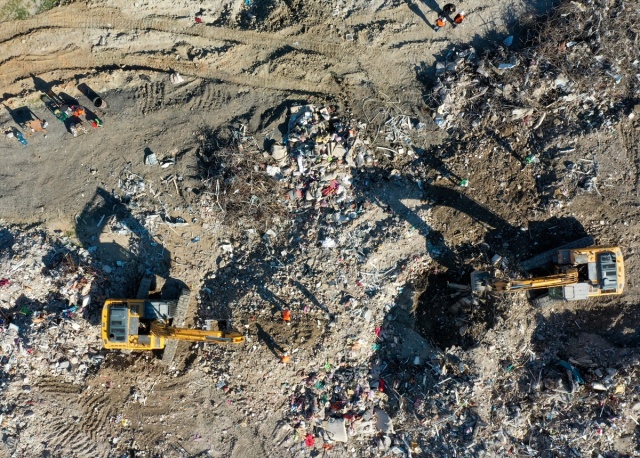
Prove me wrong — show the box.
[144,153,159,166]
[375,408,394,434]
[323,418,348,442]
[170,72,184,84]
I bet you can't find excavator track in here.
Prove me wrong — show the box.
[519,236,594,271]
[530,294,562,308]
[162,288,191,365]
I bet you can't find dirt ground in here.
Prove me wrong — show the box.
[1,0,640,456]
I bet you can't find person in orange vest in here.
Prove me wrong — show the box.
[282,308,291,325]
[281,351,291,364]
[453,11,465,27]
[434,16,446,32]
[71,105,85,117]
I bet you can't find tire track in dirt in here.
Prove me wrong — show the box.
[187,83,233,112]
[32,377,125,457]
[43,417,109,458]
[0,7,347,57]
[0,4,432,98]
[78,391,118,443]
[35,376,83,395]
[0,48,339,95]
[134,81,166,115]
[620,123,640,192]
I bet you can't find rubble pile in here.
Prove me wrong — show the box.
[0,226,104,399]
[272,104,361,219]
[428,0,638,135]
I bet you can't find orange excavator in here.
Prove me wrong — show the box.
[472,243,624,306]
[101,278,244,362]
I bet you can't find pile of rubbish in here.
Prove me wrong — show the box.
[428,0,637,135]
[0,227,105,431]
[270,104,362,217]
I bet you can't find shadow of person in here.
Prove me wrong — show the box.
[257,285,288,314]
[31,74,53,93]
[291,280,331,315]
[404,0,436,27]
[256,323,285,359]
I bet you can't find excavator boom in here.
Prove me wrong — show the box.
[151,321,245,344]
[492,269,579,291]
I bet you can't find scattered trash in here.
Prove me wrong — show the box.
[321,238,337,248]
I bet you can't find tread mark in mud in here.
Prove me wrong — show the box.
[190,84,232,112]
[79,392,117,442]
[44,418,107,458]
[135,81,166,115]
[35,377,82,395]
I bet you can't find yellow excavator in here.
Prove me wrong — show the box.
[472,243,624,306]
[101,278,244,362]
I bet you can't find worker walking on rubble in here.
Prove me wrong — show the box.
[434,16,446,32]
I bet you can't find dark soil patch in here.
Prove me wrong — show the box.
[415,270,508,350]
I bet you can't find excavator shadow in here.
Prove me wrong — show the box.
[76,187,171,282]
[352,168,591,351]
[75,187,176,327]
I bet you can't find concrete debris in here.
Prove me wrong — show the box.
[374,407,394,433]
[0,226,104,428]
[169,72,184,84]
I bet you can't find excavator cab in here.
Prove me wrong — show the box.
[102,299,170,350]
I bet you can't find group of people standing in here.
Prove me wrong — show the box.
[434,3,465,32]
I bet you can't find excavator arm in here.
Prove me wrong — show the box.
[492,268,579,291]
[151,321,245,344]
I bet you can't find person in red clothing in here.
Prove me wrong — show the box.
[282,308,291,326]
[453,11,465,27]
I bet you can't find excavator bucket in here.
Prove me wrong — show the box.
[136,276,152,300]
[470,271,492,294]
[162,288,191,365]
